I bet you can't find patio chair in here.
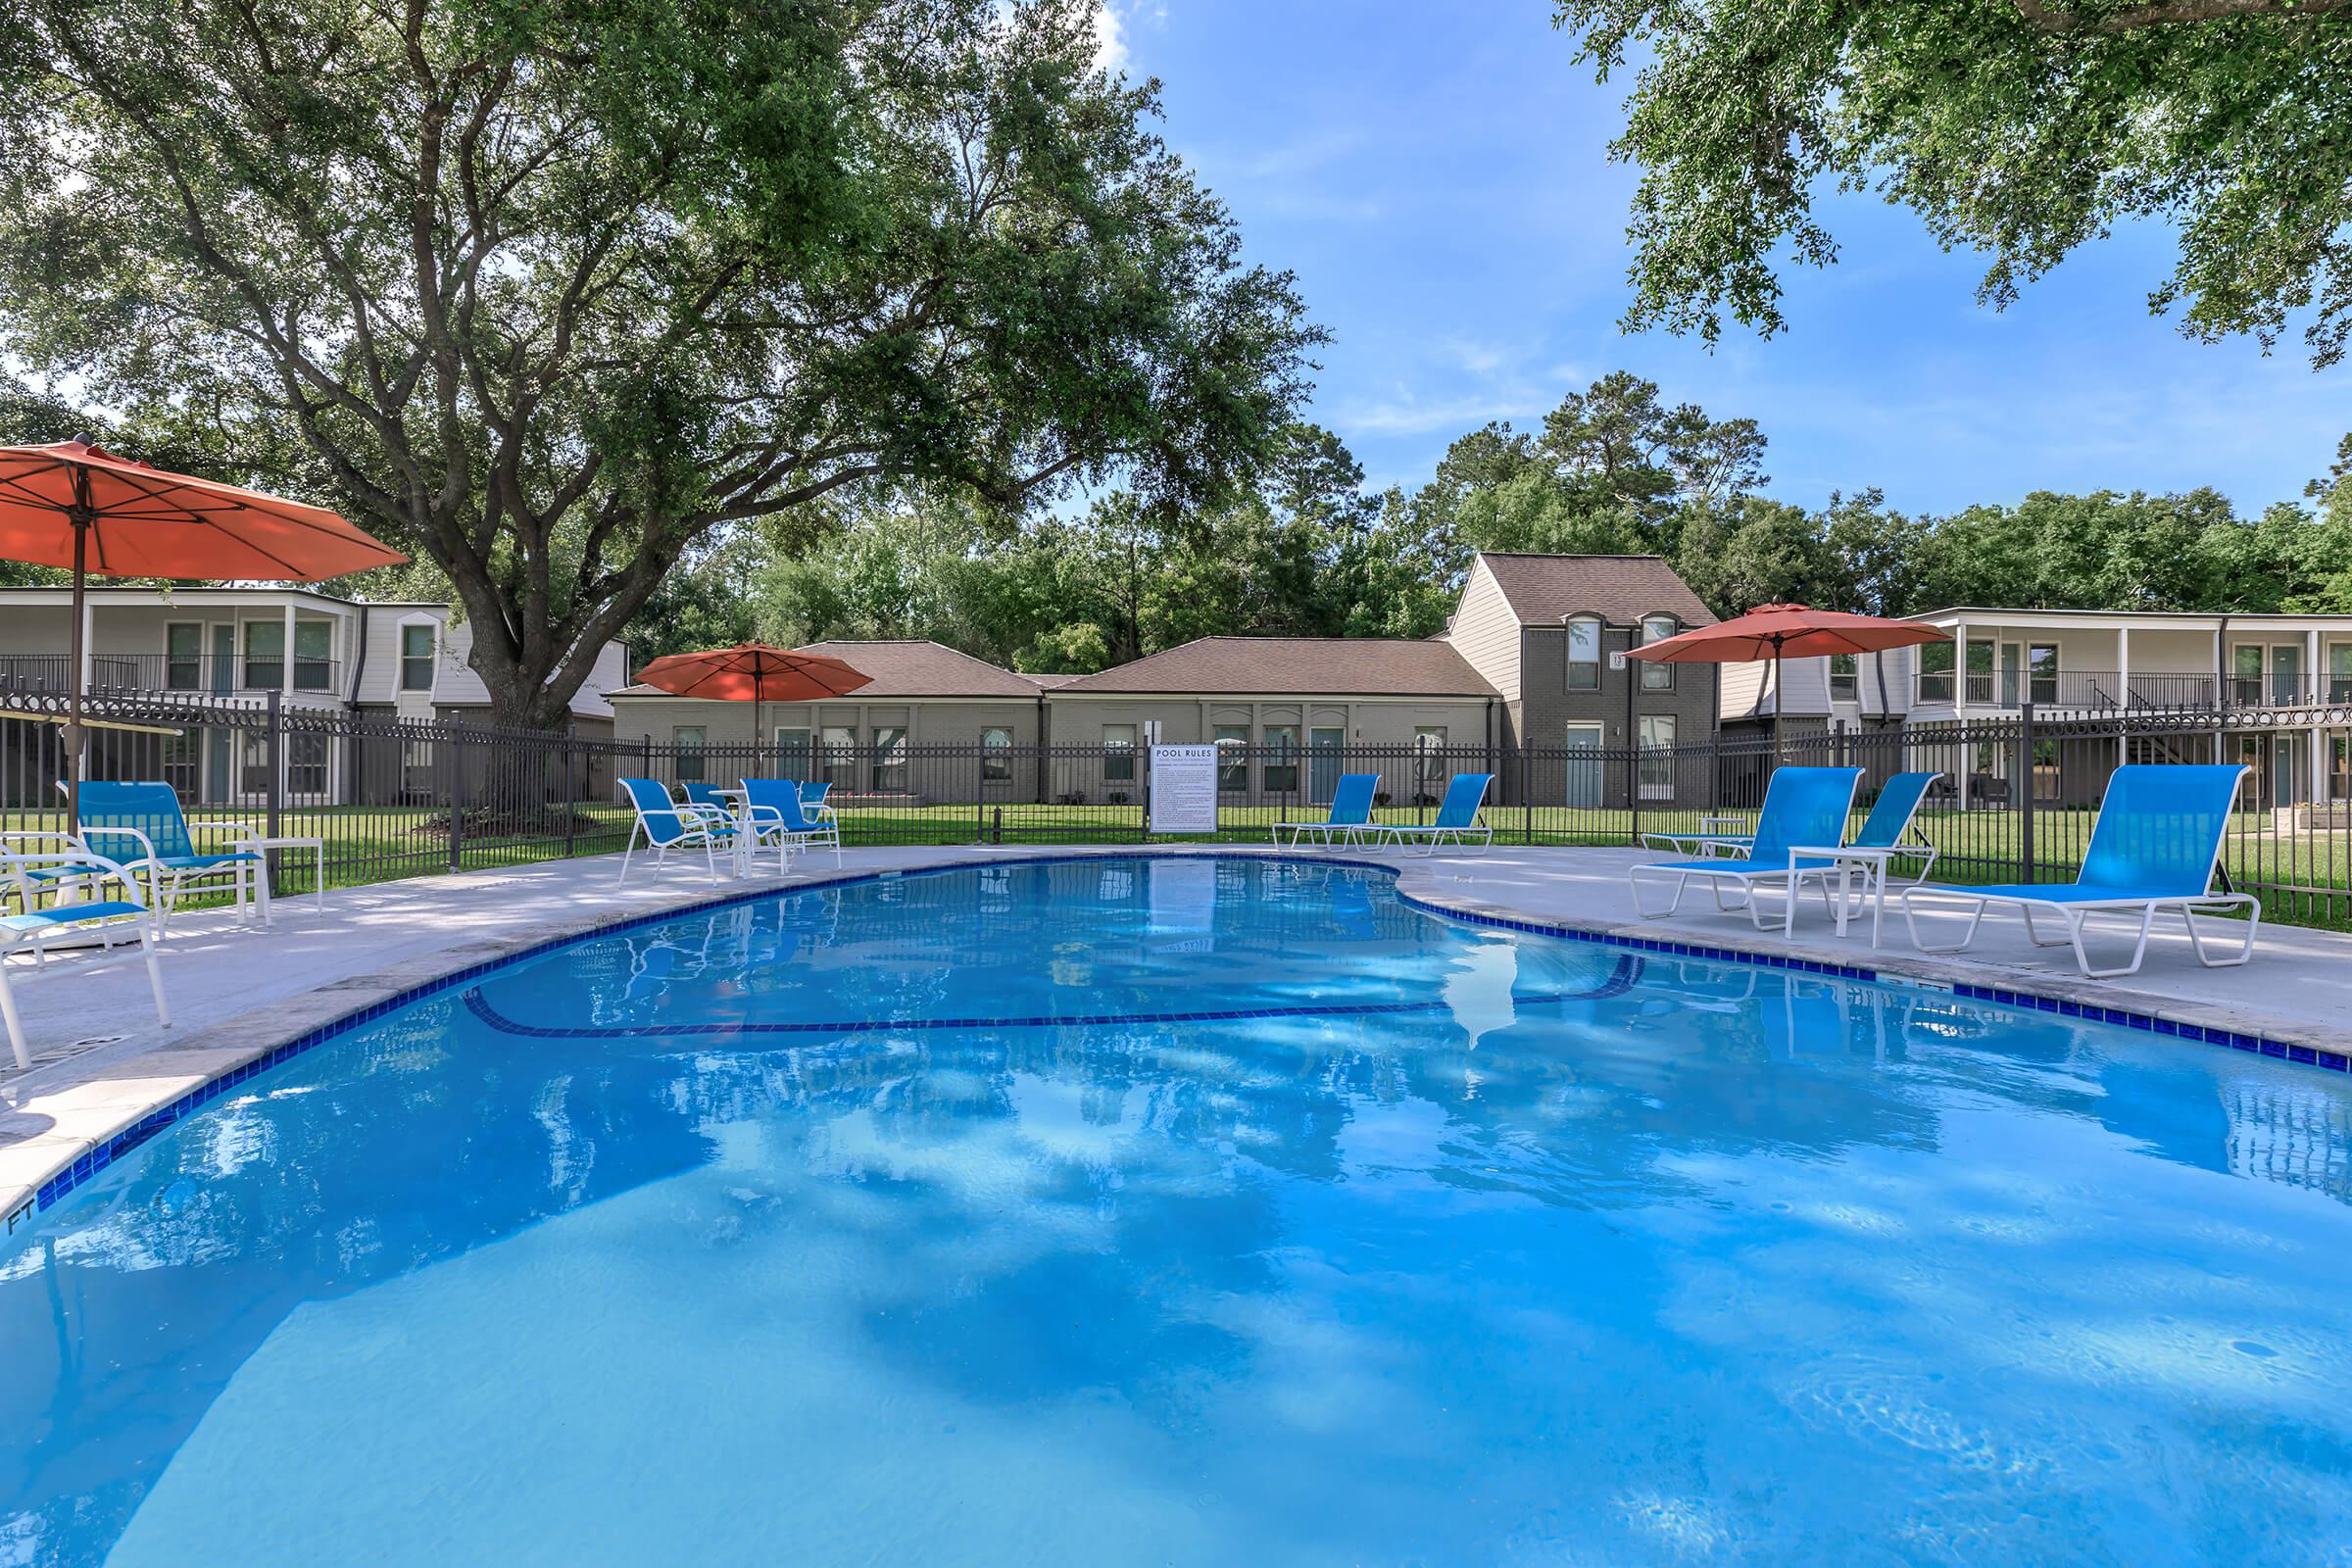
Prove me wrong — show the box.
[1271,773,1379,849]
[1373,772,1495,857]
[800,781,835,822]
[742,778,843,869]
[1,848,169,1070]
[72,780,319,930]
[616,777,732,886]
[1901,763,2260,979]
[1628,766,1863,933]
[682,782,733,818]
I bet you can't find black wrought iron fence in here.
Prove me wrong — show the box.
[3,683,2347,928]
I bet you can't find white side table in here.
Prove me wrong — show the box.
[1788,846,1904,948]
[252,835,326,920]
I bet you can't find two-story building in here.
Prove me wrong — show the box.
[1439,553,1719,807]
[1722,607,2352,810]
[0,586,629,806]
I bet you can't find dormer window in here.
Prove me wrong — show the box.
[1565,615,1601,691]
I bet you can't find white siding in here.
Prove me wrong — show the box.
[1441,557,1523,702]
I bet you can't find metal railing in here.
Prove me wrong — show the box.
[3,685,2348,928]
[0,653,345,698]
[1915,668,2350,713]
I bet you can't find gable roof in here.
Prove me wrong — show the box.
[1473,552,1717,628]
[611,639,1040,701]
[1054,637,1499,698]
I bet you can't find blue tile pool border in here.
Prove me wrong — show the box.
[18,849,2346,1223]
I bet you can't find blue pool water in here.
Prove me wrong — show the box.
[4,858,2351,1565]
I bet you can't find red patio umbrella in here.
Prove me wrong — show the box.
[635,643,873,704]
[635,643,873,756]
[0,436,410,823]
[1625,603,1949,757]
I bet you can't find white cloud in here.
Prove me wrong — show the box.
[1093,2,1129,73]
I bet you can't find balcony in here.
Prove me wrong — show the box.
[1916,667,2352,712]
[0,652,345,698]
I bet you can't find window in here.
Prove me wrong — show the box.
[2027,644,2058,706]
[871,725,907,792]
[1828,653,1859,702]
[673,725,707,783]
[1214,725,1249,791]
[1918,640,1955,704]
[821,725,858,788]
[2231,646,2264,705]
[1637,714,1676,799]
[1565,615,1602,691]
[775,727,812,781]
[2331,645,2352,705]
[288,732,328,796]
[1640,615,1677,691]
[1102,723,1137,783]
[400,623,436,691]
[1262,725,1298,793]
[981,727,1013,781]
[243,620,283,690]
[293,620,333,691]
[166,623,203,691]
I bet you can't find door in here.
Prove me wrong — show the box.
[1563,723,1603,808]
[1308,727,1344,802]
[209,624,235,695]
[2272,644,2303,706]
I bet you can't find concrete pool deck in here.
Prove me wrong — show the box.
[7,843,2350,1232]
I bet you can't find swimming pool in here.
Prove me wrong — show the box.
[4,856,2350,1564]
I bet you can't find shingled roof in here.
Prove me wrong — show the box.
[611,639,1040,701]
[1054,637,1498,698]
[1474,553,1717,627]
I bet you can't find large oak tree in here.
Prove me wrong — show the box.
[1553,0,2352,367]
[0,0,1317,725]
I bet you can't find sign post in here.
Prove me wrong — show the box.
[1149,744,1219,835]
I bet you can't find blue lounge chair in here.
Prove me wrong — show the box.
[742,778,843,869]
[1374,771,1495,857]
[616,777,732,886]
[682,782,734,819]
[73,780,319,930]
[1629,766,1863,933]
[800,781,835,822]
[1272,773,1379,849]
[0,848,169,1070]
[1902,763,2260,978]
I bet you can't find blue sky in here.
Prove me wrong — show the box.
[1102,0,2351,518]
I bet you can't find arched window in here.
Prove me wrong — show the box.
[1564,614,1602,691]
[1640,614,1679,691]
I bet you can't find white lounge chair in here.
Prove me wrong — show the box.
[1628,766,1863,933]
[72,780,320,930]
[742,778,843,868]
[1374,772,1495,857]
[1272,773,1379,848]
[1,849,170,1070]
[1903,763,2260,978]
[616,776,733,885]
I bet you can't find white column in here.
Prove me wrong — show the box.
[78,598,93,690]
[280,604,296,697]
[1952,617,1969,811]
[2117,624,2131,774]
[2313,628,2327,805]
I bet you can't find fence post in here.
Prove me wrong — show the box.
[444,728,463,873]
[1520,745,1531,848]
[1629,740,1642,848]
[975,746,986,844]
[2019,701,2037,883]
[263,688,284,843]
[564,727,578,858]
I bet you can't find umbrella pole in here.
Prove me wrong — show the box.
[1771,645,1784,763]
[65,514,88,833]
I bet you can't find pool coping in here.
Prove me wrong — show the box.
[6,843,2346,1239]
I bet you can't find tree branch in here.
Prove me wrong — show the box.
[2013,0,2350,32]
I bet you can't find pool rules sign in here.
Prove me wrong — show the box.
[1149,745,1219,834]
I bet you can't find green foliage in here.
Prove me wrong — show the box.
[1553,0,2352,367]
[0,0,1318,724]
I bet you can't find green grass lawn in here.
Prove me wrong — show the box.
[10,798,2347,929]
